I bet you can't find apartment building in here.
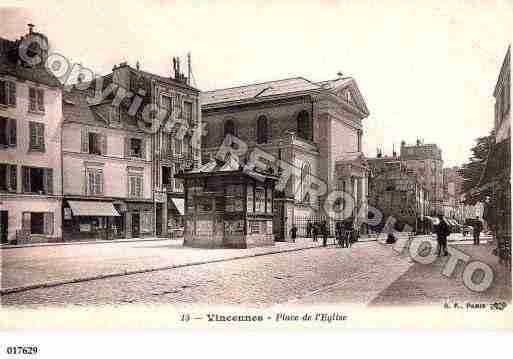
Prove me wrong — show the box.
[0,26,62,244]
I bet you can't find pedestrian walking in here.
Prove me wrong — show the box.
[306,222,312,238]
[321,221,328,247]
[312,223,318,242]
[290,225,297,243]
[343,218,353,248]
[472,216,483,245]
[435,214,450,256]
[335,221,342,246]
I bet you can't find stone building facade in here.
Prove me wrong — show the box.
[0,26,63,244]
[201,77,370,240]
[62,60,201,240]
[367,156,430,233]
[399,140,444,214]
[62,87,154,240]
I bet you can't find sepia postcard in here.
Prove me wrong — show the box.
[0,0,512,338]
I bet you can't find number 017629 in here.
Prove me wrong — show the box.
[6,346,38,355]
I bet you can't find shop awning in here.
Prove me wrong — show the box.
[68,201,120,217]
[170,198,185,216]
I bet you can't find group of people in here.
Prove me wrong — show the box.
[290,220,357,248]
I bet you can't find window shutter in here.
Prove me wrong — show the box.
[124,137,129,158]
[22,166,30,192]
[0,80,6,105]
[45,168,53,194]
[8,81,16,106]
[101,134,107,155]
[138,177,143,197]
[129,177,135,197]
[44,212,54,235]
[29,88,36,112]
[0,117,6,146]
[9,165,17,192]
[141,138,146,160]
[8,119,16,146]
[37,89,44,112]
[96,171,103,194]
[88,171,94,195]
[29,122,36,150]
[81,129,89,152]
[38,123,45,151]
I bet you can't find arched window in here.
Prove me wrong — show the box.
[224,119,235,137]
[297,110,312,141]
[300,163,311,203]
[256,115,268,144]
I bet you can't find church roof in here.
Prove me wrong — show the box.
[201,77,322,106]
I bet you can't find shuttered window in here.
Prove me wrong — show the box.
[128,175,143,198]
[0,117,16,147]
[29,122,45,151]
[29,87,44,113]
[0,80,16,106]
[87,169,103,195]
[21,166,52,194]
[9,164,17,192]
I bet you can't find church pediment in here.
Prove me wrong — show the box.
[327,78,369,117]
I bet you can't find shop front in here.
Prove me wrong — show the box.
[125,201,154,238]
[63,200,120,241]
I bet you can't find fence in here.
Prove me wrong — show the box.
[293,215,353,237]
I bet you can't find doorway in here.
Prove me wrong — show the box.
[132,212,140,238]
[0,211,8,243]
[156,203,163,237]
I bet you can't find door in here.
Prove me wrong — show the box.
[0,211,8,243]
[132,212,140,238]
[155,203,163,236]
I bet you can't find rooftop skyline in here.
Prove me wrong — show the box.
[1,0,511,167]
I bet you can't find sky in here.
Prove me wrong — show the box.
[1,0,511,167]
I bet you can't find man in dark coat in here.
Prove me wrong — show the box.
[435,214,450,256]
[312,223,318,242]
[290,225,297,243]
[472,216,483,245]
[321,221,328,247]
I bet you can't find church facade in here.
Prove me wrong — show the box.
[200,77,370,240]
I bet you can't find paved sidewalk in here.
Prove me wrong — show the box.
[1,238,325,295]
[0,236,174,249]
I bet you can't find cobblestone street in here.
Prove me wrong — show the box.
[1,235,509,308]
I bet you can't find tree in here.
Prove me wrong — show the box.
[459,129,495,205]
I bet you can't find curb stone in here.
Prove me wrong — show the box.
[0,237,176,250]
